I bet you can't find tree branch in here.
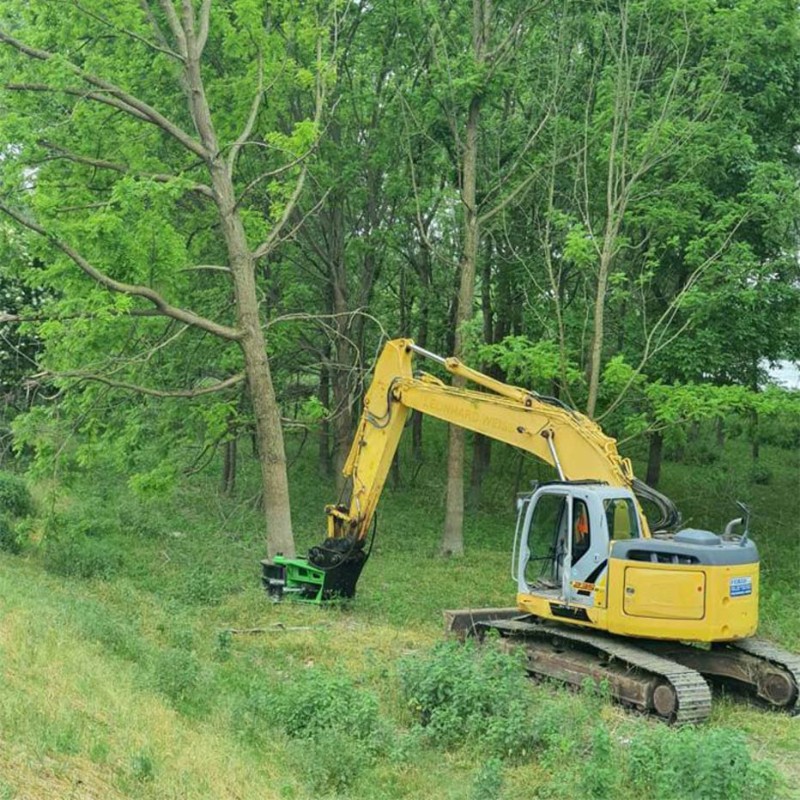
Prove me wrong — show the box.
[0,309,162,324]
[197,0,212,56]
[227,50,264,172]
[178,264,231,273]
[157,0,188,57]
[47,370,245,398]
[0,201,243,341]
[0,30,208,159]
[72,1,184,61]
[6,82,151,121]
[37,140,213,197]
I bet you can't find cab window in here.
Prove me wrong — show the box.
[525,493,566,586]
[572,499,591,563]
[603,498,640,540]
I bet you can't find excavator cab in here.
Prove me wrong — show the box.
[514,481,760,642]
[516,482,640,608]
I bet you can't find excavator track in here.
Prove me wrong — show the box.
[728,638,800,712]
[479,618,712,724]
[639,636,800,713]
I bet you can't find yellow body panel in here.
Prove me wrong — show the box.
[518,559,758,643]
[623,567,705,620]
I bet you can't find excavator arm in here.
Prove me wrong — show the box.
[327,338,648,544]
[262,337,679,602]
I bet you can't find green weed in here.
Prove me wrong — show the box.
[0,514,21,554]
[0,471,32,517]
[627,726,780,800]
[43,534,124,580]
[147,648,207,715]
[471,758,504,800]
[399,640,540,759]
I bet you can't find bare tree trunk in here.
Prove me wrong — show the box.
[221,437,237,496]
[176,14,296,559]
[411,241,432,463]
[231,261,295,557]
[442,88,482,557]
[469,248,494,508]
[586,247,612,418]
[646,430,663,487]
[318,365,332,477]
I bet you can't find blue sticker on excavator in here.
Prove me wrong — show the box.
[730,576,752,597]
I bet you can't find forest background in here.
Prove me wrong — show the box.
[0,2,799,798]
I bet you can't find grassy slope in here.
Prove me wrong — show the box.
[0,427,798,799]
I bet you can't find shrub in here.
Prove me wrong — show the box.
[627,726,779,800]
[0,471,32,517]
[78,607,145,662]
[149,648,203,709]
[749,463,772,485]
[398,641,538,759]
[233,668,387,794]
[234,668,387,751]
[471,758,504,800]
[176,565,232,606]
[43,534,124,580]
[0,514,21,554]
[291,734,371,795]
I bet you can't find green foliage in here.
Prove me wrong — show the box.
[270,669,384,746]
[749,463,772,485]
[148,648,203,711]
[627,726,779,800]
[289,734,370,795]
[129,750,156,783]
[77,606,145,663]
[42,516,124,580]
[0,472,32,518]
[0,514,21,555]
[399,641,539,759]
[478,337,583,391]
[471,758,504,800]
[175,565,234,607]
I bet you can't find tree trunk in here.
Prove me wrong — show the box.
[442,86,482,557]
[586,247,612,418]
[212,161,295,558]
[221,436,237,496]
[646,430,663,487]
[179,21,296,560]
[318,365,332,477]
[411,242,432,463]
[468,245,494,508]
[468,433,491,508]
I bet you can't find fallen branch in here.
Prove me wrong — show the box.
[223,622,328,635]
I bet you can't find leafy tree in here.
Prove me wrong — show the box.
[0,0,336,556]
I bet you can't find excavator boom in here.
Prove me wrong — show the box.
[329,339,646,544]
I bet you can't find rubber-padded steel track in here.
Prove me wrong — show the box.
[486,619,712,724]
[729,637,800,714]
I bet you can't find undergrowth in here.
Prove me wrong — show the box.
[0,431,796,798]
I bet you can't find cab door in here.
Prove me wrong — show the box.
[517,486,573,597]
[564,494,607,605]
[518,487,611,607]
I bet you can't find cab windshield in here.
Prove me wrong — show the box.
[603,497,640,540]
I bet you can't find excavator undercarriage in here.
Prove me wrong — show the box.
[445,609,800,724]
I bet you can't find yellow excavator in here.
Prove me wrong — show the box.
[262,339,799,723]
